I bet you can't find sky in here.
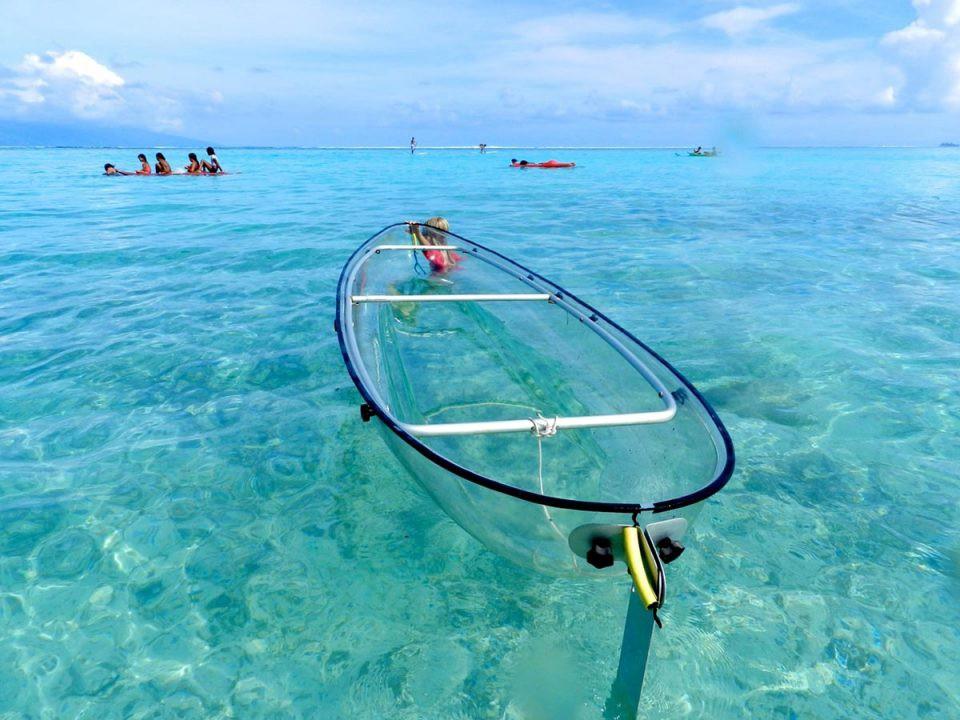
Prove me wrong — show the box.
[0,0,958,146]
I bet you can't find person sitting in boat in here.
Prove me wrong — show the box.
[201,146,223,174]
[155,152,173,175]
[184,152,202,174]
[408,217,462,273]
[136,153,151,175]
[103,163,132,175]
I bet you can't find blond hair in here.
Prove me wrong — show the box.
[413,216,456,270]
[416,217,450,246]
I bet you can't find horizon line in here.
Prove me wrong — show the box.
[0,144,952,150]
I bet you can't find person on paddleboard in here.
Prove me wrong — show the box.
[103,163,133,175]
[155,153,173,175]
[184,152,202,174]
[201,146,223,174]
[410,137,417,154]
[407,217,461,273]
[135,154,151,174]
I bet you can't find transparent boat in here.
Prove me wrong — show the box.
[336,223,735,716]
[336,223,734,577]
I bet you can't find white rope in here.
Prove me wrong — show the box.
[529,414,567,545]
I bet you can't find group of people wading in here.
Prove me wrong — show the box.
[104,147,224,175]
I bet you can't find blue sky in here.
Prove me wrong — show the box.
[0,0,958,146]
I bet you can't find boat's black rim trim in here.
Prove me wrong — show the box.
[336,223,735,515]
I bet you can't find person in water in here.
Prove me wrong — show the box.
[201,146,223,174]
[479,143,487,154]
[410,136,417,154]
[407,217,461,273]
[693,146,703,155]
[104,163,132,175]
[184,152,202,174]
[510,158,529,166]
[136,153,151,174]
[155,153,173,175]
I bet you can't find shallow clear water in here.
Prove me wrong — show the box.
[0,147,957,719]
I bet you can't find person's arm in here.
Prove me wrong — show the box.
[406,222,425,246]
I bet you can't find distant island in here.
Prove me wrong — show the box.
[940,142,959,147]
[0,119,203,148]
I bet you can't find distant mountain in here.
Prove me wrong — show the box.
[940,142,959,147]
[0,119,205,147]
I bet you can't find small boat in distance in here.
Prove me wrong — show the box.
[336,223,734,716]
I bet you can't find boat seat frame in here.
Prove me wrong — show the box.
[343,244,677,437]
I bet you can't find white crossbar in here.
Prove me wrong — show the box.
[352,293,551,303]
[400,406,677,437]
[374,244,461,251]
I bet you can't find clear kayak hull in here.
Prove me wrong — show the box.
[336,224,734,577]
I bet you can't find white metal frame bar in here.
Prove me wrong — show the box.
[400,406,676,437]
[352,293,551,304]
[374,244,460,251]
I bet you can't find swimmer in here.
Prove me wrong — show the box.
[103,163,132,175]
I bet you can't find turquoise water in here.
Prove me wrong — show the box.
[0,147,958,718]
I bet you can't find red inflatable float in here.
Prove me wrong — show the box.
[510,159,576,168]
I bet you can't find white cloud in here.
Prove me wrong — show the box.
[1,50,125,118]
[882,22,946,48]
[0,49,184,131]
[20,50,124,88]
[5,78,47,105]
[483,36,898,118]
[701,3,801,37]
[882,0,960,109]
